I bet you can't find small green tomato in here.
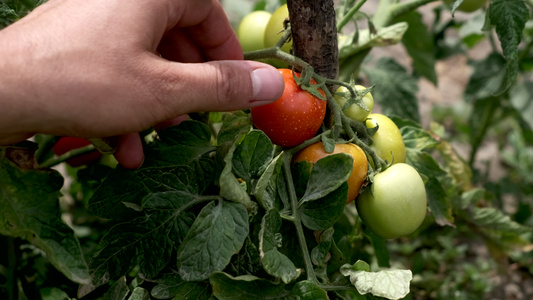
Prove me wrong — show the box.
[334,85,374,122]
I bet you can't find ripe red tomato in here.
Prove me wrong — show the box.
[293,142,368,203]
[251,69,326,147]
[52,137,102,167]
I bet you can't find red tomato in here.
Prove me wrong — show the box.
[52,137,102,167]
[250,69,326,147]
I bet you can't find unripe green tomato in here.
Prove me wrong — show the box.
[264,4,291,54]
[356,163,427,239]
[334,85,374,122]
[237,11,272,52]
[366,114,406,165]
[444,0,487,13]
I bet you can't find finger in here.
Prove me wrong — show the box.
[167,0,243,61]
[114,133,144,169]
[146,59,284,120]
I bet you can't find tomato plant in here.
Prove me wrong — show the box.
[356,163,427,239]
[52,137,102,167]
[250,68,326,147]
[334,84,374,122]
[237,10,271,52]
[365,113,406,165]
[2,0,533,299]
[292,141,368,203]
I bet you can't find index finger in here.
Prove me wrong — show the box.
[167,0,243,61]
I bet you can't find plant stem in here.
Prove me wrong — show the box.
[39,144,97,168]
[337,0,367,32]
[282,152,318,284]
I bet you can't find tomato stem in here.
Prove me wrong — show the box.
[337,0,367,32]
[40,144,97,168]
[282,152,319,284]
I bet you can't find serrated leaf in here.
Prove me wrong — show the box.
[86,212,174,292]
[300,183,348,230]
[232,130,274,183]
[340,264,412,300]
[363,58,420,122]
[488,0,529,95]
[395,11,437,85]
[300,154,353,203]
[177,201,249,281]
[259,210,299,284]
[151,273,211,300]
[290,281,329,300]
[471,207,533,234]
[0,150,89,284]
[144,120,215,167]
[209,272,295,300]
[89,166,207,219]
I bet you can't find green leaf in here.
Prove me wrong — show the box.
[254,153,284,210]
[338,22,408,59]
[290,281,329,300]
[487,0,529,95]
[471,207,533,235]
[300,154,353,203]
[459,12,486,48]
[210,272,295,300]
[364,230,390,268]
[217,111,253,147]
[232,130,274,183]
[0,149,90,284]
[363,58,420,122]
[510,79,533,132]
[340,264,412,300]
[401,126,440,151]
[176,201,249,281]
[86,212,174,291]
[300,182,348,231]
[310,227,334,267]
[259,210,299,284]
[465,53,506,101]
[395,11,437,85]
[101,276,130,300]
[127,287,150,300]
[89,165,208,219]
[219,140,255,210]
[151,273,211,300]
[144,120,215,167]
[425,177,454,227]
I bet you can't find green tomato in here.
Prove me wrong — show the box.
[444,0,487,13]
[334,85,374,122]
[356,163,427,239]
[366,113,406,165]
[264,4,291,54]
[237,11,272,52]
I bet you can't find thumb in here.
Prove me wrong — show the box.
[149,60,285,115]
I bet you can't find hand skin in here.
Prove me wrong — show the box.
[0,0,284,169]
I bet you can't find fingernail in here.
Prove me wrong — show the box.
[251,68,284,102]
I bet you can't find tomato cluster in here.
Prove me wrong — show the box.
[239,5,427,239]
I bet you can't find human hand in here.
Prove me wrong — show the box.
[0,0,284,168]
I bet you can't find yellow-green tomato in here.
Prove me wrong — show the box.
[366,114,406,164]
[264,4,291,53]
[334,85,374,122]
[237,11,272,52]
[356,163,427,239]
